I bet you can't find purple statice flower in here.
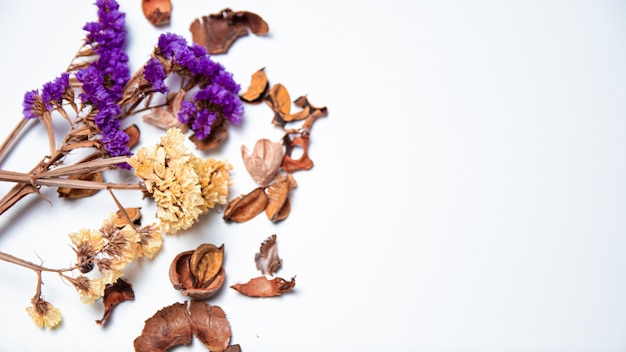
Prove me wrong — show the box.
[76,0,131,157]
[41,73,70,109]
[143,57,167,94]
[22,90,44,120]
[154,33,243,140]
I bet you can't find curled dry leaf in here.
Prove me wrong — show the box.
[114,207,142,228]
[240,68,269,103]
[134,302,192,352]
[282,132,314,173]
[293,95,329,132]
[189,301,232,352]
[142,90,188,132]
[169,244,226,300]
[142,0,171,26]
[265,174,296,223]
[254,234,282,276]
[96,278,134,325]
[231,276,296,297]
[223,187,268,223]
[190,8,269,55]
[241,138,284,185]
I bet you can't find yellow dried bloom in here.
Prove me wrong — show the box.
[68,228,105,252]
[137,223,163,259]
[128,128,210,234]
[191,156,233,213]
[26,297,62,329]
[73,276,104,304]
[100,269,124,286]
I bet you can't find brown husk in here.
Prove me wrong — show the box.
[240,68,269,103]
[142,0,171,26]
[241,138,284,185]
[231,276,296,297]
[254,234,282,276]
[223,187,268,222]
[96,278,134,325]
[133,302,193,352]
[189,301,232,351]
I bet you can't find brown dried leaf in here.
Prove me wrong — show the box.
[57,171,103,199]
[240,68,269,103]
[190,8,269,55]
[231,276,296,297]
[241,138,284,185]
[96,278,134,325]
[134,302,192,352]
[294,96,329,132]
[224,345,242,352]
[266,83,291,119]
[142,0,171,26]
[190,244,224,288]
[124,124,140,148]
[223,187,268,223]
[282,133,314,172]
[254,234,282,276]
[189,301,231,352]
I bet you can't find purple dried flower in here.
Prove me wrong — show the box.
[143,58,167,94]
[22,90,44,120]
[41,73,70,109]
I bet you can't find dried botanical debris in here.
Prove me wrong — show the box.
[254,234,281,276]
[169,244,226,299]
[124,124,141,148]
[134,302,193,352]
[223,174,296,223]
[190,8,269,55]
[57,171,104,199]
[281,131,314,173]
[135,301,234,352]
[239,68,269,103]
[241,138,284,185]
[96,278,134,325]
[142,0,171,26]
[142,91,188,132]
[231,276,296,298]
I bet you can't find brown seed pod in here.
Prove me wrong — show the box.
[231,276,296,297]
[282,132,314,173]
[265,176,293,222]
[223,187,268,223]
[189,301,232,351]
[133,302,192,352]
[241,138,284,185]
[169,244,226,300]
[254,234,282,276]
[123,124,140,148]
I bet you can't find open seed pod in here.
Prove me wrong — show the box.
[169,244,226,299]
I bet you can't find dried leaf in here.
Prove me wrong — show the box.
[124,124,140,148]
[254,234,282,276]
[223,187,268,223]
[57,171,103,199]
[231,276,296,297]
[294,96,329,132]
[241,138,284,185]
[190,244,224,288]
[266,84,292,123]
[240,68,269,103]
[142,0,171,26]
[134,302,193,352]
[143,91,188,131]
[96,278,134,325]
[282,133,314,172]
[113,207,142,228]
[190,8,269,55]
[224,345,242,352]
[189,301,231,352]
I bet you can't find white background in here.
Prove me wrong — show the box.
[0,0,625,351]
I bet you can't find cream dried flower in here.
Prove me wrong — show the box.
[69,228,105,252]
[73,276,105,304]
[128,128,228,234]
[26,296,62,329]
[136,223,163,259]
[191,156,233,213]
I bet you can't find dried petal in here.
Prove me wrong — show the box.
[57,171,103,199]
[240,68,269,103]
[190,244,224,288]
[266,84,291,122]
[190,8,269,55]
[282,132,314,172]
[142,0,171,26]
[223,187,268,223]
[254,234,282,276]
[96,278,134,325]
[134,302,192,352]
[241,138,284,185]
[114,207,142,228]
[231,276,296,297]
[124,124,140,148]
[189,301,231,351]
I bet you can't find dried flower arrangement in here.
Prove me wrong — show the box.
[0,1,326,350]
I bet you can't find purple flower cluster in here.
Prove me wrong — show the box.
[22,90,44,120]
[76,0,130,157]
[143,57,167,94]
[22,73,71,119]
[155,33,244,140]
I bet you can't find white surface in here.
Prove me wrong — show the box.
[0,0,625,351]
